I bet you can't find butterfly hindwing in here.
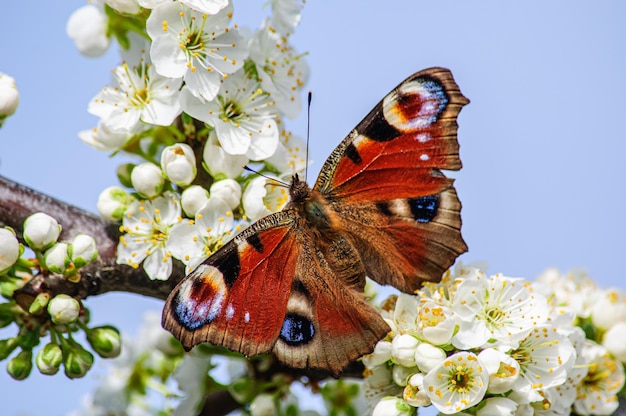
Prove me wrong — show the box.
[272,231,389,377]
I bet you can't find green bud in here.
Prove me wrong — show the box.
[117,163,135,188]
[0,302,16,328]
[63,342,94,379]
[17,330,40,350]
[86,325,121,358]
[0,337,19,360]
[229,376,258,404]
[7,349,33,380]
[36,343,63,375]
[28,293,50,315]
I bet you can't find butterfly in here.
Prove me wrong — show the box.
[162,67,469,376]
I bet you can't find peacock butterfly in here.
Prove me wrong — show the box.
[162,67,469,376]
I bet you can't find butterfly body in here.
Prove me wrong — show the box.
[163,68,469,376]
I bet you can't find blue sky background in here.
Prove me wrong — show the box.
[0,1,625,414]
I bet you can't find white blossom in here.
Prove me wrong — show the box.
[477,348,520,394]
[270,0,305,35]
[116,193,181,280]
[181,72,279,160]
[242,175,289,221]
[168,197,234,272]
[602,321,626,362]
[79,121,134,152]
[106,0,141,14]
[402,373,431,407]
[0,227,19,273]
[89,63,182,133]
[452,272,549,349]
[66,4,111,57]
[416,301,455,346]
[146,1,247,101]
[179,0,228,15]
[423,351,489,414]
[203,131,249,179]
[249,23,308,118]
[266,130,308,174]
[574,340,625,415]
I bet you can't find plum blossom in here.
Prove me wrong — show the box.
[89,63,182,133]
[182,71,279,160]
[146,1,247,101]
[116,192,181,280]
[242,175,289,221]
[167,197,235,272]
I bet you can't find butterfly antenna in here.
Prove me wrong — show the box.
[243,165,289,188]
[305,90,312,182]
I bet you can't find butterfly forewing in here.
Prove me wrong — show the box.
[162,211,298,356]
[314,67,469,292]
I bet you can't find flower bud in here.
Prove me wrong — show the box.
[63,342,94,379]
[603,322,626,362]
[0,227,20,273]
[161,143,197,186]
[414,342,446,373]
[117,163,135,188]
[372,397,413,416]
[0,337,18,360]
[392,363,417,386]
[36,342,63,375]
[0,73,19,125]
[66,5,111,57]
[86,325,122,358]
[69,234,98,268]
[28,293,50,315]
[210,179,242,210]
[23,212,61,251]
[362,340,392,368]
[43,243,70,274]
[97,186,135,221]
[48,294,80,325]
[131,163,164,198]
[250,394,276,416]
[181,185,210,217]
[391,334,419,367]
[0,303,16,328]
[7,349,33,380]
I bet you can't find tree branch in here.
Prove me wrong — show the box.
[0,174,184,306]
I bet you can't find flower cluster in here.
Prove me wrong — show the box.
[364,265,626,415]
[71,0,308,281]
[0,214,120,380]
